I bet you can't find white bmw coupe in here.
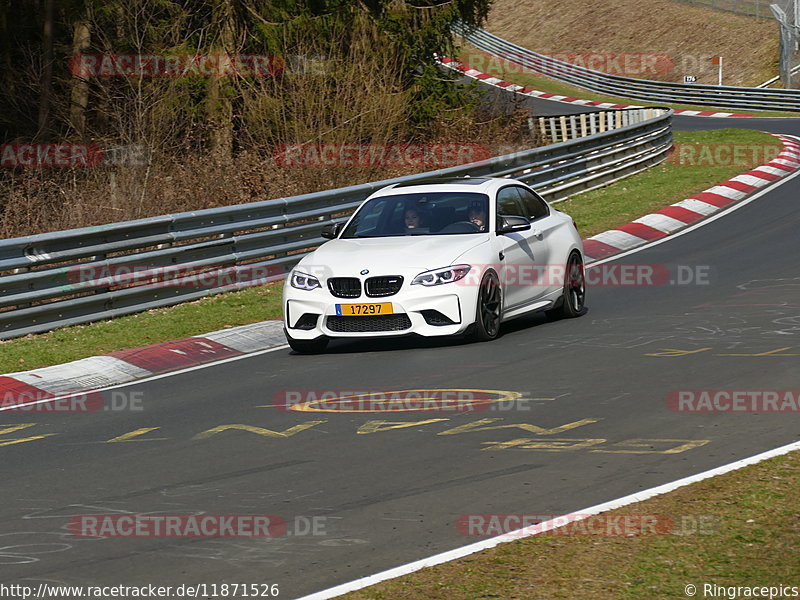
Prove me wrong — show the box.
[283,177,585,353]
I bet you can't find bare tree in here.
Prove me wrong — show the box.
[69,10,91,137]
[36,0,54,139]
[207,0,237,162]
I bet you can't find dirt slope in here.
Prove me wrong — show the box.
[484,0,779,87]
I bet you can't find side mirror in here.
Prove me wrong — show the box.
[496,215,531,235]
[321,222,344,239]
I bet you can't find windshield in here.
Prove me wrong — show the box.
[340,192,490,238]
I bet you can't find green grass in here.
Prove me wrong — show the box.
[559,128,782,237]
[342,451,800,600]
[459,45,800,119]
[0,284,283,373]
[0,129,782,373]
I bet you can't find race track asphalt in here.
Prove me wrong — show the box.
[1,91,798,599]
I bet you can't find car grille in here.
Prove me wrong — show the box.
[365,276,403,297]
[328,277,361,298]
[326,314,412,333]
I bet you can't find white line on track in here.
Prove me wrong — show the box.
[293,438,800,600]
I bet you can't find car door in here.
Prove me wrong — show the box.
[494,186,550,310]
[515,186,563,297]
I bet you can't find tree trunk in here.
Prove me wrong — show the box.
[69,18,91,137]
[36,0,54,139]
[0,1,14,108]
[207,0,236,162]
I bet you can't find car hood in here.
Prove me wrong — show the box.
[299,235,489,275]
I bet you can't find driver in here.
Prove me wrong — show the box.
[405,208,423,229]
[468,204,487,231]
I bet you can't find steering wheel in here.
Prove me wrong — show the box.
[438,221,481,234]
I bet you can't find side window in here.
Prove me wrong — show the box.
[515,187,550,220]
[496,187,525,217]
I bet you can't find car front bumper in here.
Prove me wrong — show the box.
[284,284,479,340]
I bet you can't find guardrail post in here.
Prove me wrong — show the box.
[536,117,547,142]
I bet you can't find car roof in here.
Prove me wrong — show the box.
[371,177,526,197]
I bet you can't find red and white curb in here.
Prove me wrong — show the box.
[439,56,755,118]
[583,134,800,261]
[0,320,287,408]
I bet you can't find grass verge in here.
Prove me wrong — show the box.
[1,284,283,373]
[341,450,800,600]
[560,128,782,237]
[0,129,783,373]
[458,46,800,119]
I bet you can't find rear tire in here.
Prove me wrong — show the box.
[469,270,502,342]
[285,331,329,354]
[546,252,586,320]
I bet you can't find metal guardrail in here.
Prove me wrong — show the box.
[0,107,671,339]
[460,27,800,112]
[533,109,659,144]
[672,0,791,19]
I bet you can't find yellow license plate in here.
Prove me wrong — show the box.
[336,303,393,316]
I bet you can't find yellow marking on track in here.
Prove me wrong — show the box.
[590,439,711,454]
[105,428,168,443]
[0,424,38,435]
[645,348,713,357]
[481,438,607,451]
[0,434,56,447]
[193,421,327,440]
[438,418,600,436]
[716,347,799,356]
[357,419,450,434]
[0,424,55,447]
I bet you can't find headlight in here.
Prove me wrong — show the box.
[290,271,321,291]
[411,265,471,286]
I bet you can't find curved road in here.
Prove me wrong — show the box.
[1,93,799,598]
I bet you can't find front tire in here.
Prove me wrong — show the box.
[285,331,329,354]
[546,252,586,320]
[469,270,502,342]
